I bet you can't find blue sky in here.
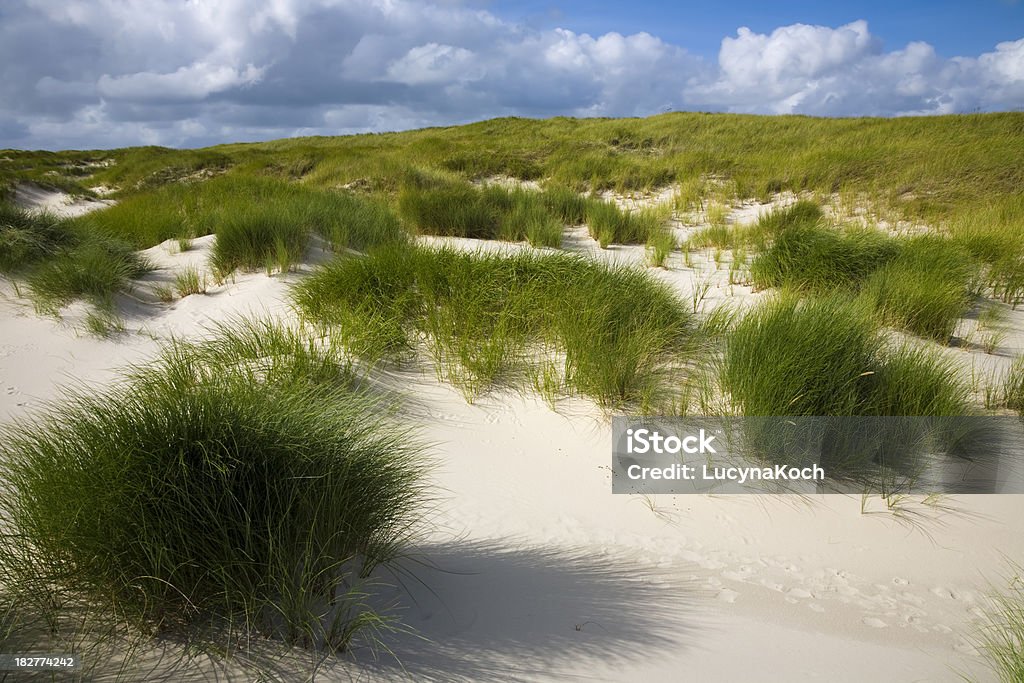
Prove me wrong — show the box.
[495,0,1024,59]
[1,0,1022,150]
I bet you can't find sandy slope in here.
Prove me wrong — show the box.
[12,182,114,218]
[1,190,1021,681]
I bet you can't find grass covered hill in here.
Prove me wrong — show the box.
[3,112,1022,226]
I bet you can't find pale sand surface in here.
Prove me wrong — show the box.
[12,182,114,218]
[0,188,1021,681]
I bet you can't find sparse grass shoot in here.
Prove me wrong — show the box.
[174,267,207,296]
[975,563,1024,682]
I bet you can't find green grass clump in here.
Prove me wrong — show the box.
[211,206,311,275]
[294,245,695,408]
[0,204,76,274]
[0,321,425,655]
[1003,357,1024,415]
[514,199,563,248]
[750,201,975,342]
[585,200,667,248]
[755,199,823,234]
[322,194,406,252]
[541,185,589,224]
[976,564,1024,683]
[750,220,897,292]
[84,175,407,258]
[722,292,970,416]
[26,237,150,315]
[174,267,207,296]
[0,202,149,326]
[398,182,498,238]
[861,236,974,342]
[398,181,566,247]
[646,227,676,267]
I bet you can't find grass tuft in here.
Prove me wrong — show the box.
[26,237,150,315]
[0,204,76,274]
[0,321,426,657]
[975,563,1024,683]
[860,236,974,342]
[722,292,970,416]
[174,267,207,296]
[585,201,668,248]
[294,245,697,408]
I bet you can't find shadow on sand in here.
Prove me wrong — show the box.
[334,537,705,682]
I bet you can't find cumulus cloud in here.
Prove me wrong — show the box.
[0,0,1021,149]
[98,63,266,101]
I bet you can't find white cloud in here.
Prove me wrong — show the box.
[0,1,1022,149]
[97,63,265,101]
[386,43,481,84]
[691,23,1024,116]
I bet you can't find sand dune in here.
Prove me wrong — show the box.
[1,187,1019,681]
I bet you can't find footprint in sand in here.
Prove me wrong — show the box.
[717,588,739,603]
[862,617,888,629]
[892,577,909,586]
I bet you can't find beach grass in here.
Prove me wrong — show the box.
[722,292,970,416]
[0,320,426,657]
[80,175,408,262]
[294,245,697,408]
[860,236,974,342]
[750,208,898,293]
[585,200,669,248]
[0,204,77,274]
[1003,356,1024,415]
[1,201,150,327]
[398,180,568,247]
[976,564,1024,683]
[174,267,207,296]
[748,201,976,343]
[26,236,150,315]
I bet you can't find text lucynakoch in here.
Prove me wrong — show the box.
[626,463,826,485]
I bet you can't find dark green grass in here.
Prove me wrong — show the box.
[294,245,696,408]
[76,174,408,278]
[27,237,150,315]
[0,202,150,321]
[750,202,898,292]
[860,236,975,342]
[0,321,426,657]
[0,203,77,273]
[754,199,824,235]
[585,200,667,248]
[722,292,971,416]
[83,175,407,268]
[541,185,590,225]
[397,182,497,239]
[749,202,976,343]
[398,180,566,246]
[210,206,311,275]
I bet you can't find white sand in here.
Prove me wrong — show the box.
[1,188,1020,681]
[12,182,114,218]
